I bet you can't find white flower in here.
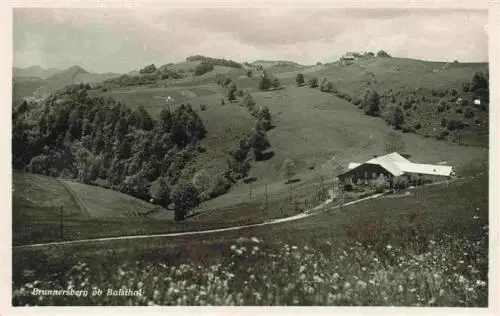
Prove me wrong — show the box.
[292,245,298,250]
[344,282,351,289]
[476,280,487,287]
[332,272,340,280]
[251,237,260,243]
[230,245,237,251]
[473,216,479,220]
[398,285,404,293]
[356,280,367,289]
[386,244,393,250]
[439,289,445,296]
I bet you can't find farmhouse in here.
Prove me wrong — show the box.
[338,152,455,186]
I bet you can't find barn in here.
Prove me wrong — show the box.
[338,152,454,186]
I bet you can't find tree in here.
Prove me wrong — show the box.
[384,131,406,154]
[193,169,212,198]
[319,77,328,91]
[281,158,296,183]
[326,81,334,92]
[150,176,171,207]
[241,91,256,110]
[296,73,305,86]
[362,89,380,116]
[173,183,200,221]
[247,70,253,77]
[387,106,404,129]
[248,129,270,159]
[194,61,214,76]
[271,77,281,90]
[376,50,391,58]
[308,77,319,88]
[139,64,157,74]
[227,83,237,101]
[259,70,272,90]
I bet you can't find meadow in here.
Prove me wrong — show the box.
[12,173,488,306]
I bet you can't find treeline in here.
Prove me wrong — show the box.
[186,55,243,68]
[103,64,183,88]
[295,70,489,141]
[12,84,208,220]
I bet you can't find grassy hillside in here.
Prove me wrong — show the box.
[85,56,487,215]
[12,171,175,245]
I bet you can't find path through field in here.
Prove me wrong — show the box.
[13,177,468,250]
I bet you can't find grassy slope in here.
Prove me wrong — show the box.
[12,171,177,245]
[15,173,487,261]
[89,57,487,214]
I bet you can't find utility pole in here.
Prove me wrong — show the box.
[60,206,64,240]
[249,182,252,201]
[265,184,268,216]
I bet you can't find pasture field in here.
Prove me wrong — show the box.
[12,174,488,306]
[83,56,487,220]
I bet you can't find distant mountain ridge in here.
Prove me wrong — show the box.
[13,66,61,79]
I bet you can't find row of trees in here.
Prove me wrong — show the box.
[259,70,281,90]
[186,55,243,68]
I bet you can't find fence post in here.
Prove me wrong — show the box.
[60,206,64,240]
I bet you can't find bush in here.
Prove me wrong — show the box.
[343,183,353,192]
[464,107,475,118]
[246,70,253,78]
[308,77,319,88]
[373,176,389,193]
[376,50,391,58]
[194,61,214,76]
[456,107,463,114]
[259,71,272,90]
[362,89,380,116]
[414,122,421,130]
[393,176,409,191]
[352,96,361,105]
[296,73,305,86]
[209,175,231,198]
[326,81,334,92]
[200,104,207,111]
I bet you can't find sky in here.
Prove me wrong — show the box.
[13,8,489,74]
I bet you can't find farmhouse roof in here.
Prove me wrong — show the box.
[344,152,453,177]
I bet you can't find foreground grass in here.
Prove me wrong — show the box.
[13,230,488,306]
[12,174,488,306]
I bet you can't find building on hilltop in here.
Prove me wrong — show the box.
[337,152,455,186]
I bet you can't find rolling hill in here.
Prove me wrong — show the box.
[12,65,121,103]
[12,171,174,245]
[13,65,61,79]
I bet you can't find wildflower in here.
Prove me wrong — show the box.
[356,280,367,289]
[230,245,237,251]
[459,275,466,284]
[398,285,404,293]
[409,288,417,293]
[476,280,487,287]
[473,216,479,220]
[344,282,351,289]
[251,237,260,243]
[332,272,340,280]
[292,245,298,250]
[386,244,393,250]
[439,289,445,296]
